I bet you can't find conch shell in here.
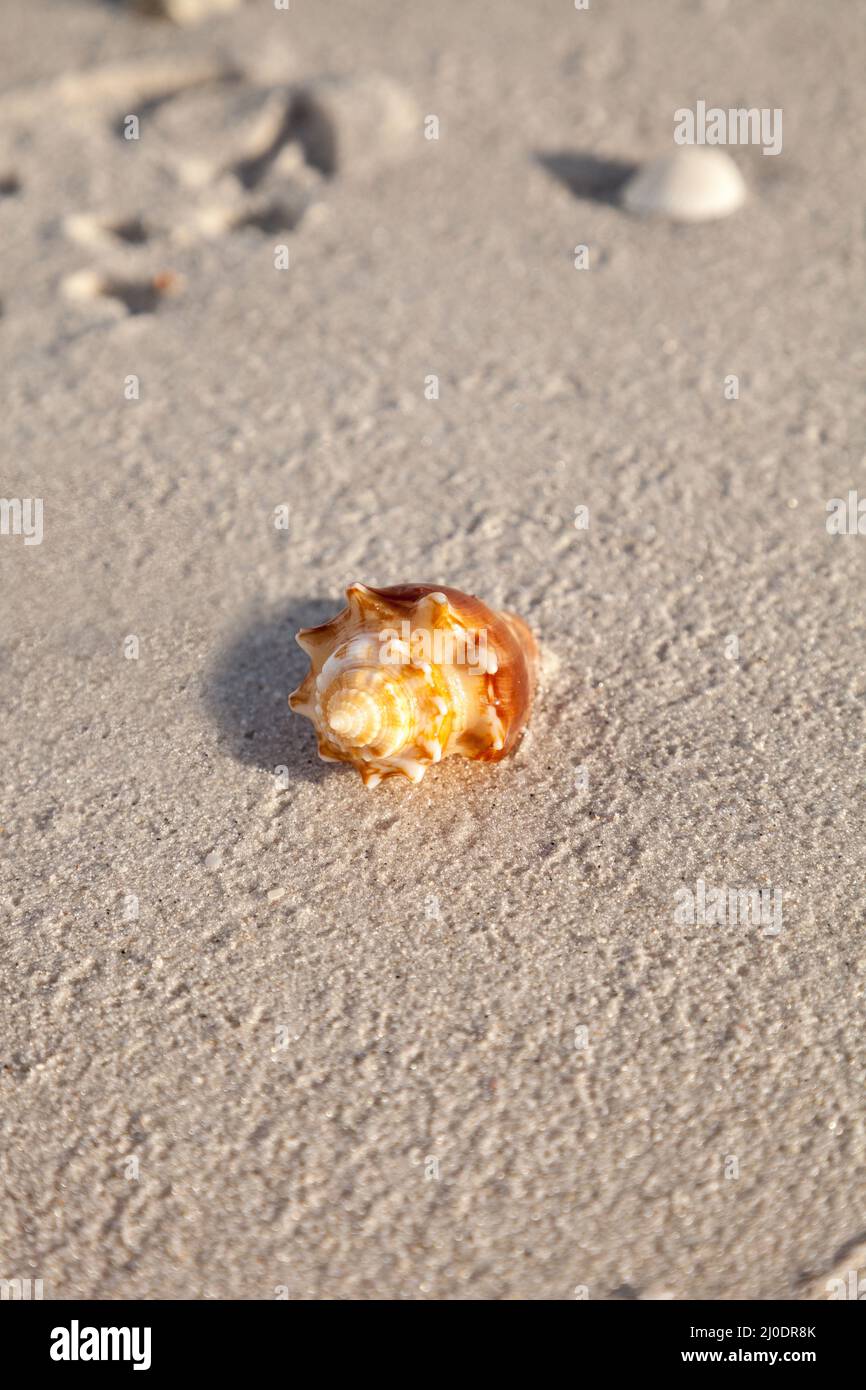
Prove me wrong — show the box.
[289,583,538,786]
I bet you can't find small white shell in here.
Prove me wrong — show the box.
[128,0,242,23]
[622,147,747,223]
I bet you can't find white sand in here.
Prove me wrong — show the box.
[1,0,865,1299]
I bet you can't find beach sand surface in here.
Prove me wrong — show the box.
[1,0,865,1299]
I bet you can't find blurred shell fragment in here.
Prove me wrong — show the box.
[621,147,747,222]
[125,0,242,24]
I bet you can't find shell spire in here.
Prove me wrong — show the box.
[289,582,538,786]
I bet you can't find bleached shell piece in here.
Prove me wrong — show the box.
[289,583,538,787]
[622,147,746,223]
[128,0,242,23]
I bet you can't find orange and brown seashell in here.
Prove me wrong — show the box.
[289,582,538,786]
